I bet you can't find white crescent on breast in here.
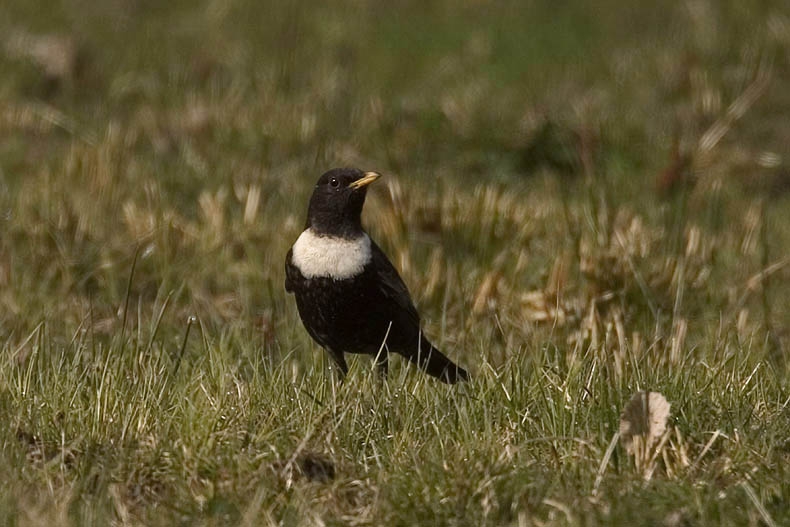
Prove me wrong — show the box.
[290,229,372,280]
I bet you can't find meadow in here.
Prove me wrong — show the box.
[1,1,789,524]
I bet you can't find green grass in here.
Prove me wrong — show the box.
[1,0,790,524]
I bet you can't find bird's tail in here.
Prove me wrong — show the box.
[405,336,469,384]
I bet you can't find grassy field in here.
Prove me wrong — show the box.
[1,0,790,525]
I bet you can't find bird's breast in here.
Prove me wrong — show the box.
[290,229,372,280]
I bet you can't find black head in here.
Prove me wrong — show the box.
[305,168,381,238]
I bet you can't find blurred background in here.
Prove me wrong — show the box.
[1,0,789,361]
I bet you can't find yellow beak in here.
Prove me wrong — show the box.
[349,171,382,189]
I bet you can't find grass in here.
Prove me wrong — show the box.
[1,0,790,524]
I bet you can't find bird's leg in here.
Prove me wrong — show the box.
[326,349,348,381]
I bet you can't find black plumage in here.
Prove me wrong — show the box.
[285,168,469,384]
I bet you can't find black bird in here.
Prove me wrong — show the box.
[285,168,469,384]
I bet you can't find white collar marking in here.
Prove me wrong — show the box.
[291,229,372,280]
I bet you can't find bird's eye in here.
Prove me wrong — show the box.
[329,178,339,188]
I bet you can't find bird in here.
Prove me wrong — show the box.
[284,168,469,384]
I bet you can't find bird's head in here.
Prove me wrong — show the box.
[306,168,381,237]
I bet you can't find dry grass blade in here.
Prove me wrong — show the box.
[740,481,778,527]
[473,270,502,315]
[735,257,790,310]
[698,58,773,153]
[688,429,721,473]
[593,431,620,496]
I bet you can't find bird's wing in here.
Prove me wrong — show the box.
[370,240,420,326]
[284,248,296,293]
